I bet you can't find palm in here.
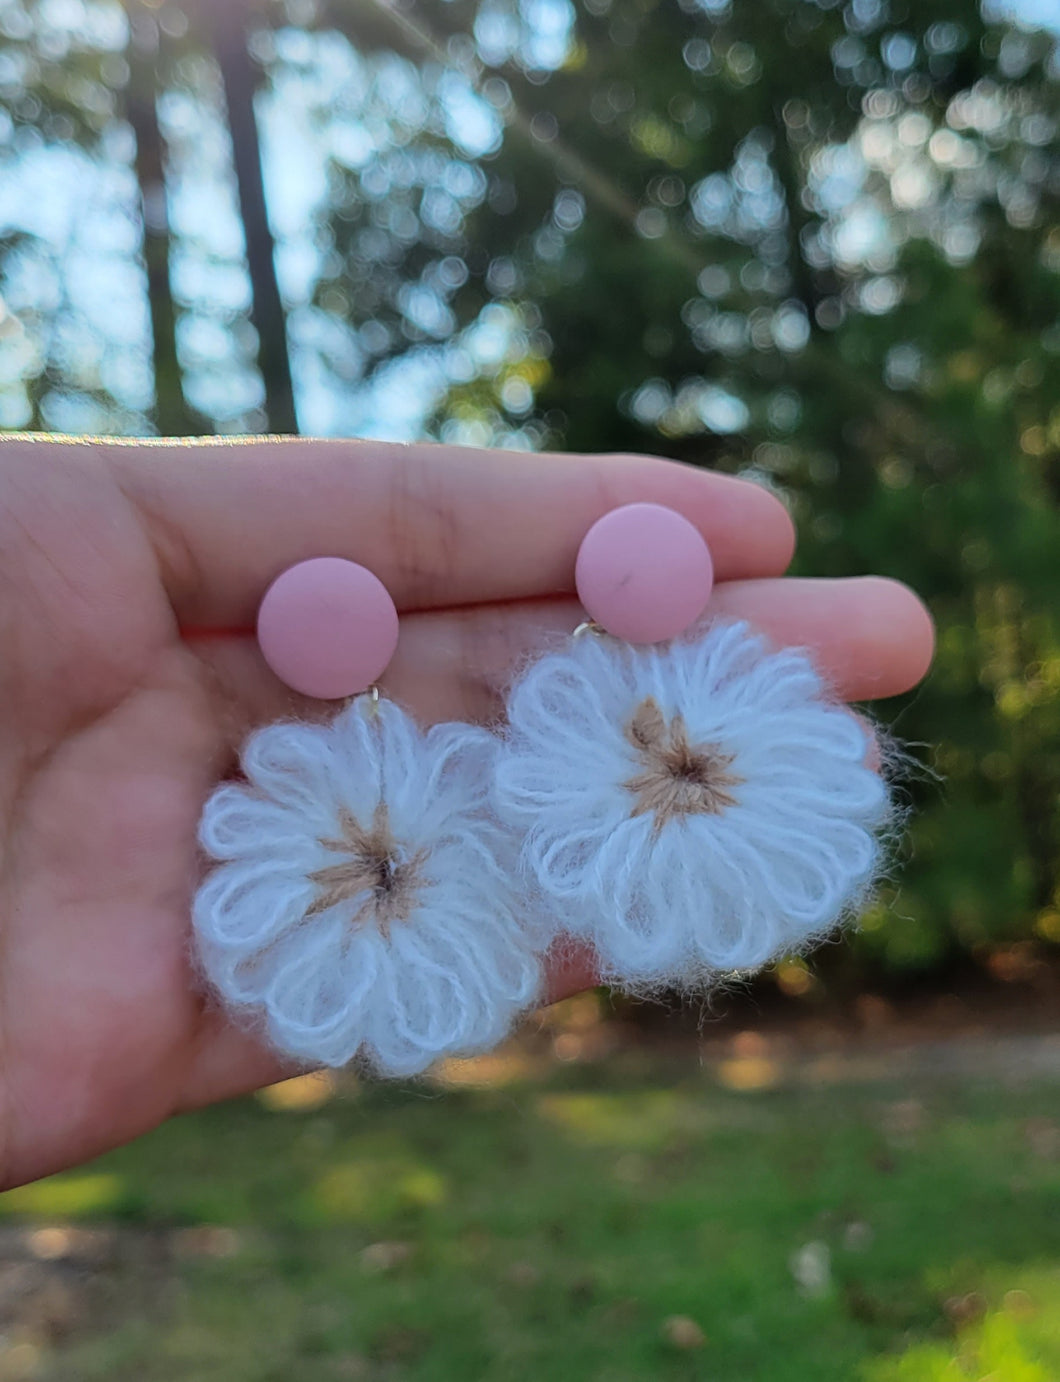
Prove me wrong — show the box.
[0,455,244,1186]
[0,438,932,1188]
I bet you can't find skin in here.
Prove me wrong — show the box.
[0,436,934,1189]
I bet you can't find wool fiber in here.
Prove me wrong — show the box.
[494,621,892,988]
[194,698,544,1075]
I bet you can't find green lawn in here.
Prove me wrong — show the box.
[1,1048,1058,1381]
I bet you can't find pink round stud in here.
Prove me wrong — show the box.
[256,557,399,700]
[575,503,714,644]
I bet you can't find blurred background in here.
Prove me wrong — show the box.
[0,0,1058,1377]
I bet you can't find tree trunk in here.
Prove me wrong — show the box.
[126,3,193,436]
[203,0,298,435]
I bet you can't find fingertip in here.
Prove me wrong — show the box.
[754,479,797,573]
[707,575,934,702]
[854,576,936,695]
[544,939,600,1004]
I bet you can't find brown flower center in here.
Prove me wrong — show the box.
[622,696,743,831]
[306,802,428,939]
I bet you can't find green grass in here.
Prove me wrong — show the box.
[2,1053,1058,1381]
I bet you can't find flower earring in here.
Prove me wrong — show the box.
[192,557,546,1076]
[494,504,892,990]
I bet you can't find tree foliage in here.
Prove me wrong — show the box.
[0,0,1058,974]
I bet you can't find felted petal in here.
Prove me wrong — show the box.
[496,620,893,989]
[194,699,545,1075]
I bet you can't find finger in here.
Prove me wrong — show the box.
[189,575,934,747]
[544,941,601,1004]
[104,439,795,627]
[178,1014,294,1115]
[708,576,935,702]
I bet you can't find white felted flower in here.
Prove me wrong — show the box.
[193,698,545,1076]
[495,621,891,987]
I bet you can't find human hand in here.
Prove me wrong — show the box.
[0,436,932,1187]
